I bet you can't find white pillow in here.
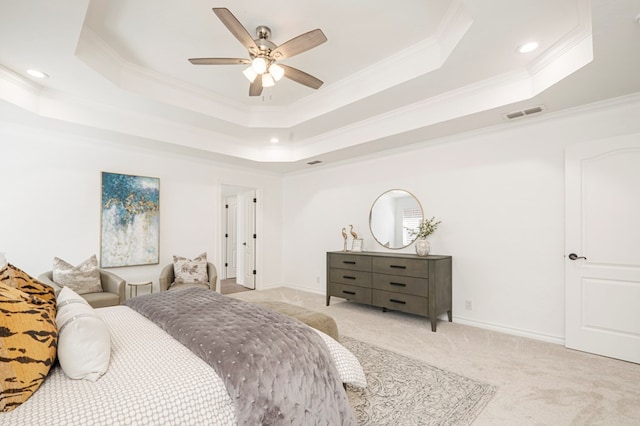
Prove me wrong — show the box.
[56,286,111,381]
[53,255,102,295]
[173,252,208,284]
[312,329,367,388]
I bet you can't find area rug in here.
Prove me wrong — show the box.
[341,336,496,426]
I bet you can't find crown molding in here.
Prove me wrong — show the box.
[0,65,42,113]
[74,1,473,130]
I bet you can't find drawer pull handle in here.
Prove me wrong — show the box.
[390,282,406,287]
[343,261,356,264]
[389,265,406,269]
[343,291,356,295]
[389,299,406,304]
[343,275,356,280]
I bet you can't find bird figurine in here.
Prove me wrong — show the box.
[341,227,348,251]
[349,225,358,240]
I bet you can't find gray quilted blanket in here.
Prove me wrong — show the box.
[125,288,355,425]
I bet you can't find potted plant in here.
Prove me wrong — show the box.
[412,216,441,256]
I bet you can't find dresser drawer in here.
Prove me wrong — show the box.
[328,283,372,304]
[329,268,372,288]
[329,253,372,272]
[372,290,429,316]
[372,257,427,278]
[372,274,428,297]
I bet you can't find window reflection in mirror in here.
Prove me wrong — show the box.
[369,189,423,249]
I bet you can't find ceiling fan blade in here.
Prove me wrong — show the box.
[212,8,259,55]
[188,58,250,65]
[270,29,327,60]
[249,78,263,97]
[279,64,324,89]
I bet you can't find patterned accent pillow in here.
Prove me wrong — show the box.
[173,252,208,284]
[53,255,102,295]
[0,283,58,412]
[0,263,56,305]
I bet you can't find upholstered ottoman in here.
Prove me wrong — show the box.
[253,300,339,341]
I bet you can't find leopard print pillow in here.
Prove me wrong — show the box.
[0,263,56,305]
[0,282,58,412]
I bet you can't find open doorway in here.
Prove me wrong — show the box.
[221,185,256,294]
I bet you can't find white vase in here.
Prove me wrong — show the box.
[415,238,430,256]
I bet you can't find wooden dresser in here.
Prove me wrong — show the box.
[326,251,452,331]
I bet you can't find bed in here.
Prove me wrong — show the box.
[3,288,366,425]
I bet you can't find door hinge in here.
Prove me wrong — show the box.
[225,204,228,209]
[252,270,256,275]
[225,233,228,238]
[253,233,256,239]
[224,262,228,267]
[253,197,257,203]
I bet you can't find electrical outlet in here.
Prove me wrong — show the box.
[465,300,472,310]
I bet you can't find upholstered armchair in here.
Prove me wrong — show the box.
[38,269,126,308]
[159,262,217,292]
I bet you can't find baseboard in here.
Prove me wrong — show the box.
[453,316,565,345]
[263,284,566,345]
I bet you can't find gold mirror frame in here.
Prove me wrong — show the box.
[369,189,423,250]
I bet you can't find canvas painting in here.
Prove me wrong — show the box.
[101,172,159,267]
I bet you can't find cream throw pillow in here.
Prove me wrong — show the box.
[53,255,102,295]
[56,286,111,381]
[173,252,208,284]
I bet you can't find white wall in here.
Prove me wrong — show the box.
[3,94,640,343]
[281,95,640,343]
[0,117,284,293]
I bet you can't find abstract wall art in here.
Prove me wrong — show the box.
[100,172,159,267]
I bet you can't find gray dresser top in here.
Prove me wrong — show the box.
[327,251,451,260]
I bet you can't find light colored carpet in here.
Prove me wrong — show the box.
[231,287,640,425]
[342,336,495,425]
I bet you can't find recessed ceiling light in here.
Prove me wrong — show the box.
[517,41,539,54]
[270,137,279,144]
[26,69,49,79]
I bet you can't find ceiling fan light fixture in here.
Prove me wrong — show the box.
[262,73,275,88]
[190,8,327,96]
[251,57,267,74]
[269,63,284,81]
[243,66,258,82]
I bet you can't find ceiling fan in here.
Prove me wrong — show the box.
[189,8,327,97]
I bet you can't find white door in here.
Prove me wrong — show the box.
[565,134,640,364]
[236,193,246,286]
[243,190,256,289]
[224,196,238,279]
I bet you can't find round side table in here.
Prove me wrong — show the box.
[128,281,153,298]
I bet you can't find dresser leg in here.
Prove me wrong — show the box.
[326,295,331,306]
[447,310,452,322]
[431,317,437,332]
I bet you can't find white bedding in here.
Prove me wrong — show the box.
[4,305,365,425]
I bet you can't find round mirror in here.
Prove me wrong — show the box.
[369,189,423,249]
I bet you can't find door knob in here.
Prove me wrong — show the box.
[568,253,587,260]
